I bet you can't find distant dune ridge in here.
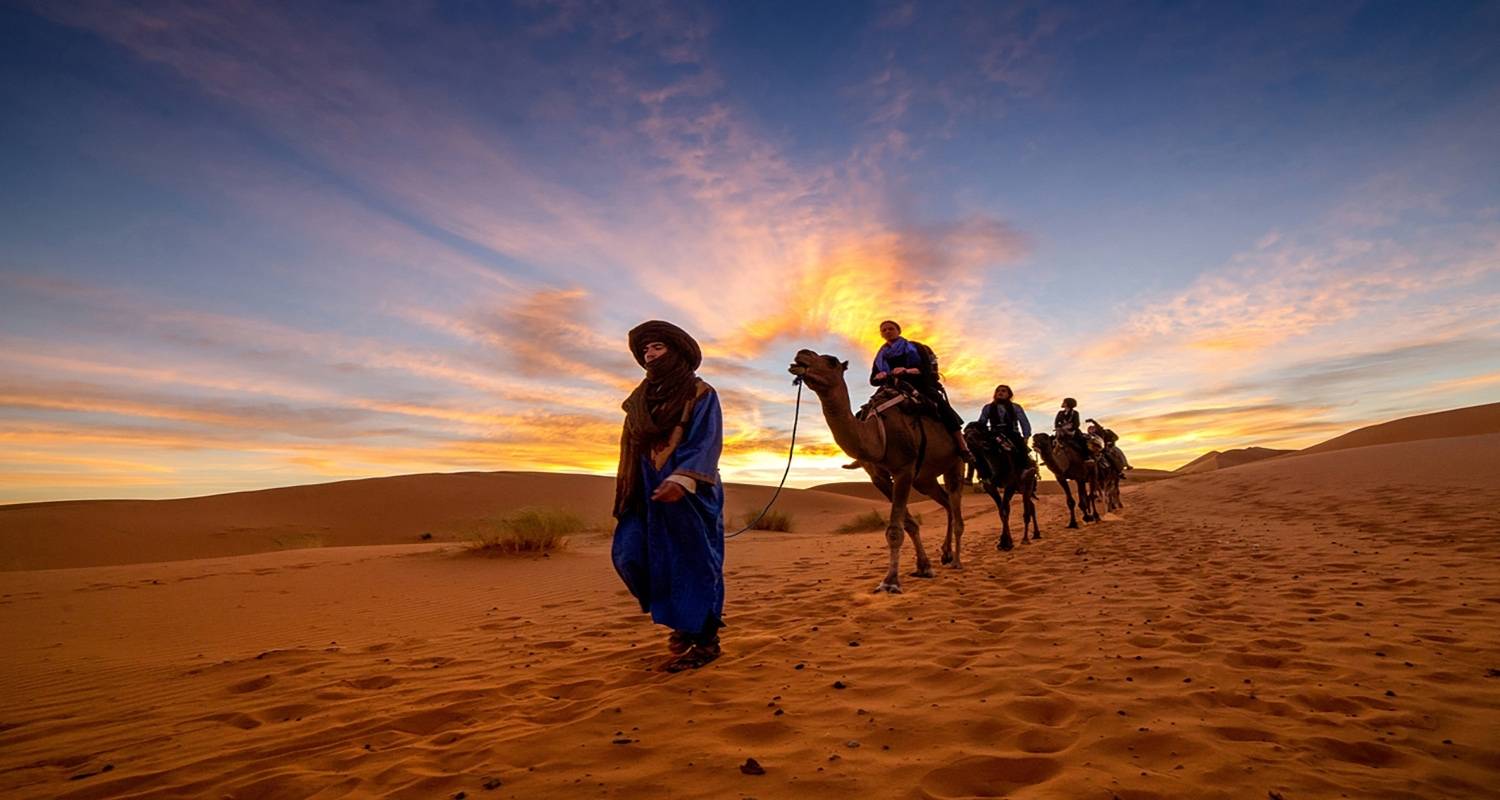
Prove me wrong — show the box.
[4,404,1498,571]
[1295,401,1500,455]
[1,411,1498,798]
[1173,446,1296,474]
[0,473,883,571]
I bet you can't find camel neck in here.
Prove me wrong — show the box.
[814,382,880,461]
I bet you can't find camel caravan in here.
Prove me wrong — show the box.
[788,321,1132,594]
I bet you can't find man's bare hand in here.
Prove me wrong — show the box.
[651,481,687,503]
[874,371,888,381]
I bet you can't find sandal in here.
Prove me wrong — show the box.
[661,641,721,673]
[667,631,691,655]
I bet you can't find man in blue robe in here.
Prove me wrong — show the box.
[612,320,726,672]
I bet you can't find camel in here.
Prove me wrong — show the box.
[963,423,1040,550]
[1096,456,1123,512]
[1032,432,1099,528]
[789,350,965,593]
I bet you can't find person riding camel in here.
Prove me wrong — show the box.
[870,319,972,461]
[612,320,726,673]
[1087,417,1132,476]
[977,384,1032,476]
[1053,397,1093,459]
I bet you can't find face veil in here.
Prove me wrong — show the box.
[615,321,705,516]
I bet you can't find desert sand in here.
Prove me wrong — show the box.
[3,428,1500,798]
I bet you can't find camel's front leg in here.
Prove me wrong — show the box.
[997,485,1014,551]
[876,473,914,593]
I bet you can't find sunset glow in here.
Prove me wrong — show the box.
[2,2,1498,502]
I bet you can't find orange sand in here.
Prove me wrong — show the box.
[3,434,1499,798]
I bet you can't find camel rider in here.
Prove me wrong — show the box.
[870,319,972,461]
[612,320,726,673]
[1053,397,1092,458]
[978,384,1032,474]
[1087,418,1133,476]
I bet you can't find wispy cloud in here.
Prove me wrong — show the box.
[3,1,1498,498]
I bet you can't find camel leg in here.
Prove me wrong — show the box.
[997,484,1014,551]
[876,473,914,594]
[937,465,957,566]
[904,483,938,579]
[903,515,927,576]
[1023,477,1040,541]
[937,463,965,569]
[1079,478,1098,522]
[1059,477,1078,528]
[915,476,952,570]
[951,466,966,567]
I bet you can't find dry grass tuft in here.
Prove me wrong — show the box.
[742,509,795,532]
[835,509,924,533]
[466,507,581,555]
[836,510,888,533]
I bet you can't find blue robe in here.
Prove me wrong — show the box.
[611,389,725,635]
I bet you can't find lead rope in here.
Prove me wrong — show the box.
[725,377,804,539]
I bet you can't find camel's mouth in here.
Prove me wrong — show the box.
[788,349,818,376]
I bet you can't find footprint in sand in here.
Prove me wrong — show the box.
[341,675,399,690]
[918,755,1062,799]
[1292,691,1364,715]
[1002,695,1077,727]
[1224,651,1284,669]
[227,675,275,694]
[1013,726,1079,753]
[1209,725,1278,743]
[1305,736,1405,767]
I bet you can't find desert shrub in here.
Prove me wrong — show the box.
[742,509,795,532]
[836,510,888,533]
[835,509,924,533]
[466,507,581,555]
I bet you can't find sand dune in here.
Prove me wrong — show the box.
[3,434,1499,798]
[0,473,883,571]
[1297,401,1500,455]
[1174,446,1294,474]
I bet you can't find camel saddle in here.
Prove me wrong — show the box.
[857,383,934,422]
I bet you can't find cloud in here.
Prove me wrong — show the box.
[8,1,1496,499]
[1091,221,1500,365]
[1237,338,1500,396]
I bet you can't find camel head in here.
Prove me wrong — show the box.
[1031,432,1052,452]
[788,349,849,393]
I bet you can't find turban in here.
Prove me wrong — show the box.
[628,320,702,370]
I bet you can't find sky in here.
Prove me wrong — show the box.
[1,0,1498,504]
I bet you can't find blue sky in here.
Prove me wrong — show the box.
[1,0,1497,502]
